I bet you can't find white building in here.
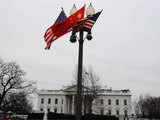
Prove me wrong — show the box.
[37,85,132,117]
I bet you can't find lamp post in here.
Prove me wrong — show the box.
[69,4,95,120]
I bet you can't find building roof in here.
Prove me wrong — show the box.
[37,85,131,96]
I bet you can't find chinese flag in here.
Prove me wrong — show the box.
[67,5,85,27]
[45,6,85,50]
[52,6,85,37]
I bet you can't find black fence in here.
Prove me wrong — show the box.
[27,113,118,120]
[27,113,44,120]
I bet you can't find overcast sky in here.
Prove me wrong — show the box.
[1,0,160,100]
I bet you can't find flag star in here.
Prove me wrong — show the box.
[77,14,82,18]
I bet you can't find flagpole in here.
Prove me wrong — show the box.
[76,29,84,120]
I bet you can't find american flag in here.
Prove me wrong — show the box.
[79,11,102,31]
[44,26,56,43]
[44,10,67,49]
[44,26,59,49]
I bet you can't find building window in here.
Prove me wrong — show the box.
[55,98,58,104]
[124,99,127,105]
[100,99,103,105]
[47,108,50,112]
[116,99,119,105]
[41,98,44,104]
[124,110,128,116]
[40,108,43,111]
[116,110,119,115]
[100,109,104,115]
[48,98,51,104]
[108,110,111,115]
[108,99,111,105]
[54,108,57,113]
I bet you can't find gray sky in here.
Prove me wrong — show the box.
[1,0,160,100]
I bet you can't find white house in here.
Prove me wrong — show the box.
[37,85,132,117]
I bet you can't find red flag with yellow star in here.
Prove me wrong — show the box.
[45,6,85,50]
[67,5,85,27]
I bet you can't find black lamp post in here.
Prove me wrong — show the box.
[70,28,92,120]
[69,4,95,120]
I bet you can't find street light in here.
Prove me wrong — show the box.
[69,4,95,120]
[70,27,78,43]
[86,31,92,40]
[70,4,77,15]
[86,3,95,16]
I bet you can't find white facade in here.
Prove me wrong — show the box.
[37,90,67,113]
[37,86,132,117]
[92,89,132,116]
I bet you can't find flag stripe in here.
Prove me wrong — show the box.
[45,30,53,38]
[83,19,95,29]
[46,34,54,43]
[44,31,52,39]
[86,20,95,24]
[84,22,94,26]
[78,11,102,31]
[44,28,53,37]
[45,36,57,49]
[45,27,52,34]
[45,32,54,42]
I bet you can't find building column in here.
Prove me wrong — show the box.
[65,95,69,113]
[72,95,75,114]
[69,95,72,114]
[63,96,68,113]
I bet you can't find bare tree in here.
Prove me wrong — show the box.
[136,94,160,119]
[4,91,33,114]
[0,59,36,110]
[72,66,101,114]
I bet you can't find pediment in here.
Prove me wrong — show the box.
[63,85,91,92]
